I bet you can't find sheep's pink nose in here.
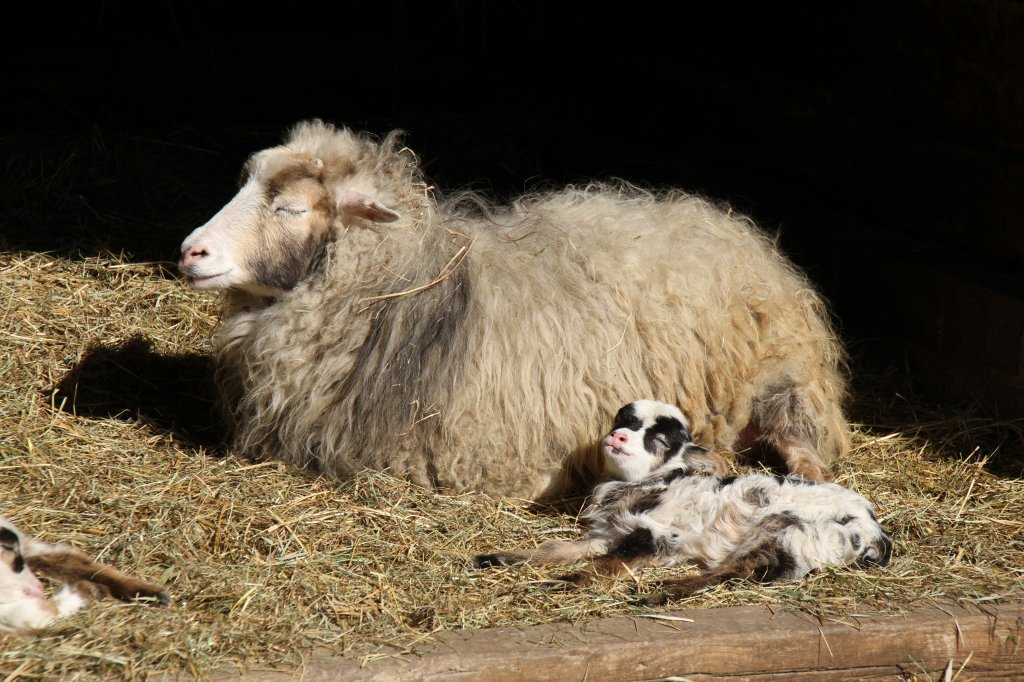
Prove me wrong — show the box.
[181,245,209,268]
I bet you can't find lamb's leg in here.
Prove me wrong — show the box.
[476,528,659,594]
[26,547,169,605]
[750,381,846,483]
[476,528,664,592]
[643,556,769,605]
[473,537,608,569]
[555,527,661,585]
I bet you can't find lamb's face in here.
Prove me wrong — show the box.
[0,527,44,603]
[179,150,400,297]
[603,400,692,481]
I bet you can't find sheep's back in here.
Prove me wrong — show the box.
[439,188,843,495]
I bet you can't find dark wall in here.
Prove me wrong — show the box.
[3,1,1022,413]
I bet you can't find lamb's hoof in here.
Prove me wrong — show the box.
[552,571,588,585]
[635,590,671,606]
[151,590,172,606]
[534,579,574,592]
[636,577,712,604]
[118,583,171,606]
[473,553,510,569]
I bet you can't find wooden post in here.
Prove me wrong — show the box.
[214,600,1024,680]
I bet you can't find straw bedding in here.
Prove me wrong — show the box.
[0,251,1021,680]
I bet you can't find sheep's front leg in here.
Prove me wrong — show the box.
[473,537,608,569]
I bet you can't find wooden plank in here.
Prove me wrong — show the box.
[211,601,1024,681]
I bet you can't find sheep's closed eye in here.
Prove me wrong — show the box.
[654,435,669,448]
[274,205,308,216]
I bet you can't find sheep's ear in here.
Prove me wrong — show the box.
[337,189,401,223]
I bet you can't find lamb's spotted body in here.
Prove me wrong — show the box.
[475,400,892,598]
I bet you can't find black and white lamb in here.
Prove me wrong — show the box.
[0,515,168,633]
[474,400,892,598]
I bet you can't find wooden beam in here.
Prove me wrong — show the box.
[215,601,1024,681]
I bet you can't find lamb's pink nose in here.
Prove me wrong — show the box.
[181,245,209,268]
[608,431,629,448]
[22,575,44,599]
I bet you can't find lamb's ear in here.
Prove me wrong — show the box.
[337,189,401,223]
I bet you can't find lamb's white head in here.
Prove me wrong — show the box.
[603,400,693,481]
[0,526,44,603]
[179,121,401,297]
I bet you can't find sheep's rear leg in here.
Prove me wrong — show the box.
[773,439,832,483]
[750,381,846,483]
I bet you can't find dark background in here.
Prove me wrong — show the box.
[3,1,1023,416]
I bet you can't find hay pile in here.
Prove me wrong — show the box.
[1,251,1022,680]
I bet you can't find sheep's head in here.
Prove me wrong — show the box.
[179,121,402,297]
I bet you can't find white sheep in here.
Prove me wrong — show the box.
[0,515,168,633]
[179,120,849,499]
[474,400,892,600]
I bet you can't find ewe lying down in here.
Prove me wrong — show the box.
[474,401,892,600]
[180,120,849,499]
